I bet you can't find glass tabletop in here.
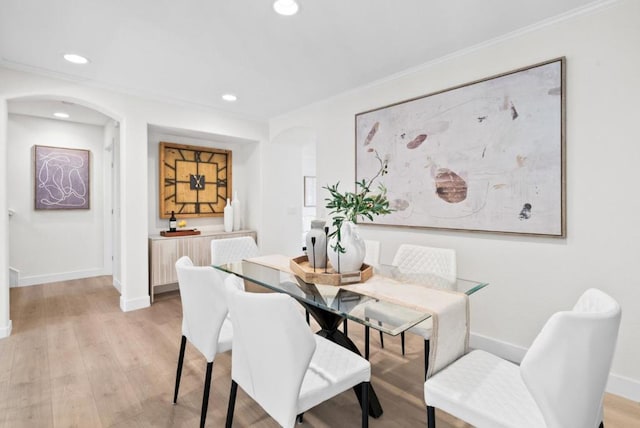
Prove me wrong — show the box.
[214,259,488,336]
[375,265,488,295]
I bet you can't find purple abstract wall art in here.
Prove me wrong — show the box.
[34,145,90,210]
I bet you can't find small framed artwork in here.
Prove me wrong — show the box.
[356,57,565,237]
[34,145,90,210]
[304,176,316,207]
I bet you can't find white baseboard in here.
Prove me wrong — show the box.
[119,295,150,312]
[469,332,527,364]
[607,373,640,402]
[154,282,179,294]
[0,320,12,339]
[9,267,19,287]
[112,277,122,293]
[470,332,640,402]
[11,268,107,287]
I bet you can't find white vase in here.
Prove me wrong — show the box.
[232,192,242,231]
[224,198,234,232]
[305,219,327,269]
[327,221,366,273]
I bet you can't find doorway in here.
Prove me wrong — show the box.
[5,96,121,291]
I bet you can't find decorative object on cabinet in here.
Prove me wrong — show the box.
[148,230,256,302]
[232,192,242,231]
[169,210,177,231]
[34,145,90,210]
[223,198,233,232]
[356,57,565,237]
[160,229,201,237]
[159,141,232,218]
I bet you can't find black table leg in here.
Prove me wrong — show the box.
[303,303,384,418]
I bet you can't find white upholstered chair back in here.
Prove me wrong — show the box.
[211,236,258,266]
[392,244,456,287]
[225,277,315,427]
[520,288,621,428]
[175,256,229,362]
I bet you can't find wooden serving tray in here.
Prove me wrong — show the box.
[290,255,373,286]
[160,229,201,237]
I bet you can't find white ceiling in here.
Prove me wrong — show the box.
[1,0,600,121]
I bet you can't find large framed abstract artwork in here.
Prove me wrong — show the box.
[356,58,565,237]
[34,145,90,210]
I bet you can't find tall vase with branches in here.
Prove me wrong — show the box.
[324,151,393,268]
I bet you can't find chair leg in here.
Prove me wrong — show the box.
[599,423,604,428]
[343,319,348,336]
[424,339,430,381]
[173,335,187,404]
[225,380,238,428]
[378,322,384,348]
[361,381,370,428]
[401,332,405,356]
[365,325,370,360]
[306,310,310,325]
[200,362,213,428]
[297,413,304,423]
[427,405,436,428]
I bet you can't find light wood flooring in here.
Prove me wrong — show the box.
[2,276,639,427]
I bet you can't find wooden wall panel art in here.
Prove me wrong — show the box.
[159,142,232,218]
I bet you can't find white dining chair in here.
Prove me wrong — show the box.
[364,244,456,378]
[224,275,372,428]
[173,256,233,428]
[424,288,621,428]
[211,236,259,266]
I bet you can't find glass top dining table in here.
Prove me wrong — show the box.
[214,257,488,419]
[214,258,488,336]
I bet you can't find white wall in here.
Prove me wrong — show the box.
[260,127,318,256]
[0,99,10,338]
[301,141,317,244]
[109,121,122,291]
[270,0,640,399]
[147,129,260,235]
[103,121,116,280]
[7,114,106,285]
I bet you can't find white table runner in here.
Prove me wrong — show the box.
[345,277,469,378]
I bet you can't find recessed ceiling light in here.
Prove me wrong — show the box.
[273,0,299,16]
[63,53,89,64]
[222,94,237,102]
[53,112,70,119]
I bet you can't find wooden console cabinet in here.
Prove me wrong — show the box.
[148,230,257,302]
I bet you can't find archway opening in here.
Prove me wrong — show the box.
[2,95,123,336]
